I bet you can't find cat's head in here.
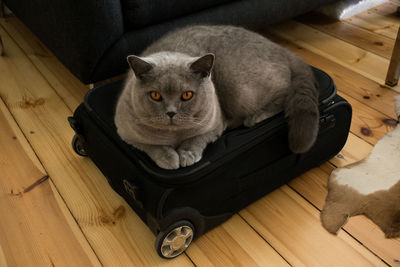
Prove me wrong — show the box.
[126,52,217,130]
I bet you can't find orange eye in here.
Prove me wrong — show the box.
[150,91,162,101]
[181,91,193,101]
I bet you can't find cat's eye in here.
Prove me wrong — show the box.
[181,91,193,101]
[150,91,162,101]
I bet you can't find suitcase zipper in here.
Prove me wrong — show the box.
[319,98,338,133]
[138,96,339,185]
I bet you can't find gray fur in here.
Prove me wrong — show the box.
[115,25,319,169]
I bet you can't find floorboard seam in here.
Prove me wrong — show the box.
[0,21,76,113]
[237,212,293,266]
[287,184,390,266]
[0,77,104,267]
[296,18,393,60]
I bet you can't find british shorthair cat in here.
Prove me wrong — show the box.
[115,25,319,169]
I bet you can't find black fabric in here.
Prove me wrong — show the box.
[70,67,352,236]
[120,0,233,29]
[92,0,339,83]
[4,0,124,84]
[5,0,338,83]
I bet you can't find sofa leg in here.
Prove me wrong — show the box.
[0,0,5,18]
[0,35,3,56]
[386,27,400,87]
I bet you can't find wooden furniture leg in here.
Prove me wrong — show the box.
[386,27,400,86]
[0,35,3,56]
[0,0,4,18]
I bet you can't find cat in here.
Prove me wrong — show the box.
[115,25,319,170]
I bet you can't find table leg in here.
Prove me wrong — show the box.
[0,35,3,56]
[0,1,4,18]
[386,27,400,86]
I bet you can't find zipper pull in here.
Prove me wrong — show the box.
[319,114,336,133]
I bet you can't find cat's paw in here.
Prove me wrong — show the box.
[177,149,202,167]
[153,149,180,170]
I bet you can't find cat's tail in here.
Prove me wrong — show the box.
[285,55,319,153]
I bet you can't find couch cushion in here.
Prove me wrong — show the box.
[121,0,233,29]
[93,0,339,83]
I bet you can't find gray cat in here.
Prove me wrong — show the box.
[115,25,319,170]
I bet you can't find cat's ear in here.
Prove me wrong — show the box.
[190,54,215,78]
[127,55,153,79]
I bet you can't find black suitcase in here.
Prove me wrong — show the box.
[68,67,352,259]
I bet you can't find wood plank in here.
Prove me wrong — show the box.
[374,1,400,16]
[339,90,396,145]
[277,27,400,263]
[0,16,126,111]
[329,133,373,167]
[288,120,400,265]
[240,185,385,267]
[255,21,400,266]
[346,9,399,40]
[289,167,329,209]
[0,20,193,267]
[265,31,400,117]
[187,215,289,266]
[298,13,394,59]
[0,98,101,266]
[0,16,88,111]
[342,216,400,266]
[289,165,400,266]
[0,246,7,267]
[268,20,389,85]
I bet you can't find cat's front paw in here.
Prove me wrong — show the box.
[153,149,180,170]
[177,149,202,167]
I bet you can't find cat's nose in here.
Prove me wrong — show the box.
[166,111,176,118]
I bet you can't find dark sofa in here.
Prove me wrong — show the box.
[3,0,336,84]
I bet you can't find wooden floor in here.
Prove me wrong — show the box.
[1,1,400,266]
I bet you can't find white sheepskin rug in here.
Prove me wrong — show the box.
[321,96,400,237]
[319,0,388,20]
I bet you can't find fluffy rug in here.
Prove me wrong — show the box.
[321,96,400,238]
[319,0,388,20]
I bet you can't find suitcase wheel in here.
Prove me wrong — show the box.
[155,220,194,259]
[72,134,88,156]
